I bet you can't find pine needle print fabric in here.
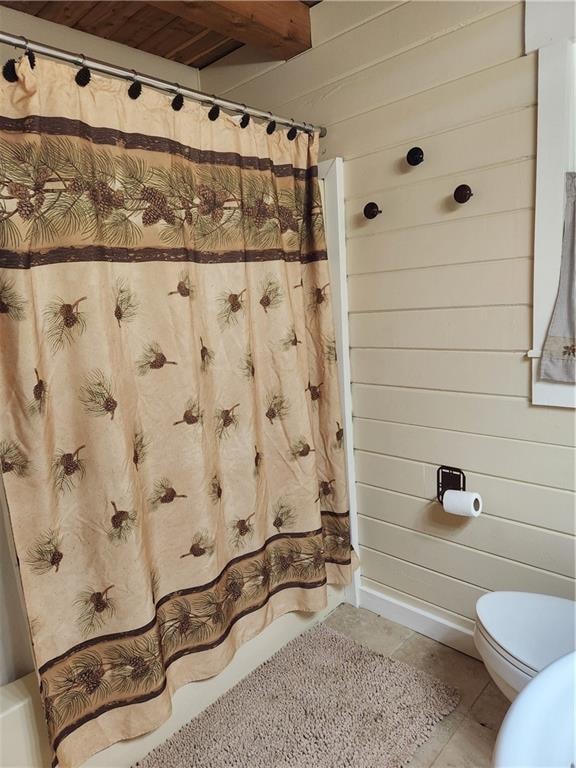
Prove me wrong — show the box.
[0,57,356,768]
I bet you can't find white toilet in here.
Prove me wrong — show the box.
[474,591,576,702]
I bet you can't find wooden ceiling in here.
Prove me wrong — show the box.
[0,1,319,68]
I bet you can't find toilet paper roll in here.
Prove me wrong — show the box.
[442,490,482,517]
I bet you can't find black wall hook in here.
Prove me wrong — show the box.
[363,202,382,220]
[406,146,424,166]
[453,184,473,204]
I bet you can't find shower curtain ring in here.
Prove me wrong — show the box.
[128,69,142,100]
[171,83,184,111]
[266,111,276,135]
[287,119,298,141]
[240,104,250,128]
[208,95,220,121]
[74,53,91,87]
[19,36,35,68]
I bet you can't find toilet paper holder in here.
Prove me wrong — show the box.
[437,465,466,503]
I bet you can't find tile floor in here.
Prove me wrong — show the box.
[323,603,510,768]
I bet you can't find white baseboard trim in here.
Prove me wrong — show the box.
[359,584,481,660]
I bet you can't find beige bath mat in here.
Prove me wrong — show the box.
[135,623,459,768]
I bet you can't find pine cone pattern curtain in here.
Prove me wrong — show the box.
[0,57,356,768]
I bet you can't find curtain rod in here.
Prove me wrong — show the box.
[0,32,327,138]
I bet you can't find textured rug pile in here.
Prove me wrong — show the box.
[135,623,459,767]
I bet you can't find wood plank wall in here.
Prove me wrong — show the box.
[202,0,576,630]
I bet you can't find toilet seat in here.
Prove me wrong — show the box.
[475,592,576,674]
[475,621,537,677]
[474,624,533,700]
[474,592,576,702]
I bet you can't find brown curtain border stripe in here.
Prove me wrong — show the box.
[47,578,330,764]
[49,681,170,768]
[0,116,318,180]
[38,510,352,759]
[0,246,328,270]
[38,512,351,676]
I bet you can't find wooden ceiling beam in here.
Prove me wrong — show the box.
[144,1,312,59]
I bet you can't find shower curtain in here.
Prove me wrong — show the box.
[0,56,356,768]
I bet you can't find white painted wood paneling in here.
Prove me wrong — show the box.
[359,547,486,619]
[346,160,535,236]
[354,450,575,534]
[357,483,575,578]
[322,54,536,160]
[272,5,525,126]
[349,306,531,350]
[351,349,530,396]
[201,1,409,96]
[199,46,283,97]
[311,0,407,47]
[354,419,576,490]
[224,2,516,114]
[348,258,531,311]
[352,384,574,445]
[359,516,575,596]
[345,107,536,197]
[347,209,534,274]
